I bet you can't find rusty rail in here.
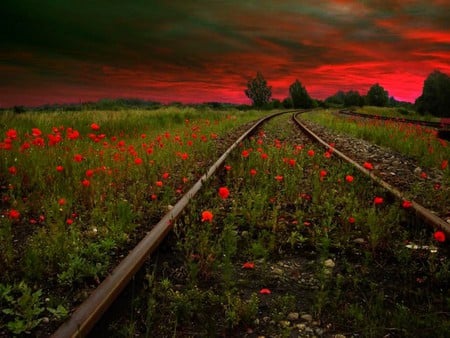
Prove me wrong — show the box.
[292,112,450,237]
[51,110,292,338]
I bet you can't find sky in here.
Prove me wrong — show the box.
[1,0,450,107]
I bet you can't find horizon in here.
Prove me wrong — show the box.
[2,1,449,108]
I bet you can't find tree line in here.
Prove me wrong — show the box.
[245,70,450,117]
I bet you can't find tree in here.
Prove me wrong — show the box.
[325,91,345,106]
[343,90,364,107]
[415,70,450,117]
[289,79,313,108]
[366,83,389,106]
[245,72,272,107]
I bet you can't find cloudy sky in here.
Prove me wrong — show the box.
[1,0,449,107]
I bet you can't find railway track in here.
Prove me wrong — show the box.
[52,110,449,337]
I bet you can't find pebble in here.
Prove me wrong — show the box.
[301,314,313,322]
[323,259,335,268]
[353,238,365,244]
[333,335,346,338]
[279,320,290,328]
[287,312,299,320]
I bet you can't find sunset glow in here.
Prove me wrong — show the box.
[1,0,449,107]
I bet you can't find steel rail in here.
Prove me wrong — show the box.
[336,109,443,128]
[51,110,293,338]
[292,112,450,237]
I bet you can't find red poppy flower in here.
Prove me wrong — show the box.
[91,123,100,131]
[259,288,271,294]
[275,175,283,181]
[345,175,354,183]
[307,149,315,157]
[242,150,250,158]
[82,179,90,187]
[441,160,448,170]
[6,129,18,140]
[420,172,427,179]
[348,217,355,224]
[32,128,42,137]
[434,231,446,242]
[250,169,257,176]
[363,162,374,170]
[402,200,412,209]
[8,209,20,220]
[8,166,17,175]
[224,165,232,171]
[66,218,74,225]
[201,210,213,222]
[134,157,143,165]
[319,170,327,178]
[324,151,332,158]
[261,153,268,160]
[84,169,94,177]
[242,262,255,269]
[73,154,83,162]
[218,187,230,199]
[374,197,384,205]
[155,181,163,187]
[162,172,170,180]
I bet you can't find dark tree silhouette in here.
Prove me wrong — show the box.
[245,72,272,107]
[366,83,389,107]
[415,70,450,117]
[289,79,313,108]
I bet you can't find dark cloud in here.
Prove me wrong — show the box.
[0,0,449,107]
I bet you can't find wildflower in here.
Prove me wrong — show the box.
[224,165,232,171]
[180,152,189,160]
[259,288,271,294]
[73,154,83,162]
[441,160,448,170]
[201,210,213,222]
[434,183,441,190]
[275,175,283,182]
[31,128,42,137]
[402,200,412,209]
[307,149,315,157]
[288,158,296,167]
[82,179,90,187]
[373,197,384,205]
[261,153,268,160]
[6,129,18,140]
[363,162,374,170]
[162,172,170,180]
[218,187,230,199]
[249,169,257,176]
[91,123,100,131]
[8,209,20,220]
[8,166,17,175]
[348,217,355,224]
[85,169,94,177]
[151,194,157,200]
[434,231,446,243]
[242,262,255,269]
[345,175,354,183]
[58,198,66,206]
[319,170,327,178]
[155,181,163,187]
[242,150,250,158]
[420,172,427,179]
[134,157,143,165]
[66,218,74,225]
[324,151,332,158]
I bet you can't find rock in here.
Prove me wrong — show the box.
[296,323,306,330]
[279,320,291,328]
[333,335,346,338]
[272,267,284,275]
[353,238,365,244]
[288,312,299,321]
[301,314,313,322]
[323,259,335,268]
[414,167,422,174]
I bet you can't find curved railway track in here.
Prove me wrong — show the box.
[336,109,443,128]
[52,110,449,337]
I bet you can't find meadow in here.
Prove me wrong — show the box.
[0,107,449,337]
